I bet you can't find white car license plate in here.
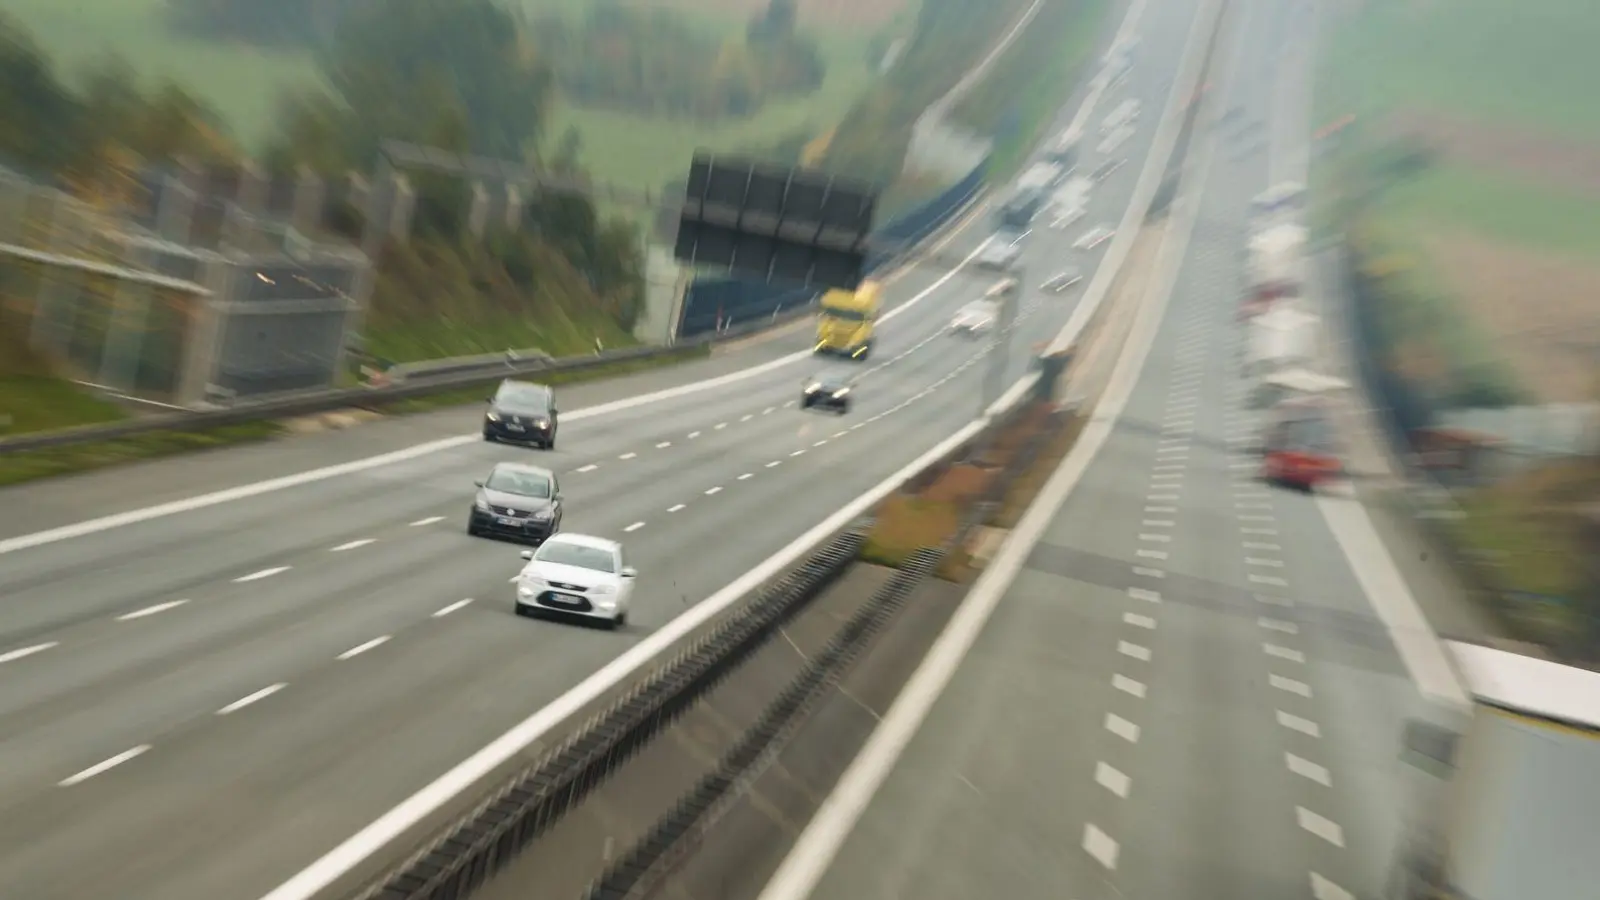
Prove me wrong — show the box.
[549,593,584,606]
[506,423,524,432]
[497,517,518,526]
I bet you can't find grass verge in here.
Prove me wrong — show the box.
[0,344,710,488]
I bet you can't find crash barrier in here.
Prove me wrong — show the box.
[350,529,868,900]
[350,394,1068,900]
[583,402,1071,900]
[673,161,991,341]
[0,331,727,455]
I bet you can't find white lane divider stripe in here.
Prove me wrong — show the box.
[410,516,445,526]
[117,600,189,621]
[668,504,686,513]
[624,521,646,532]
[234,566,290,583]
[618,452,637,460]
[0,642,58,664]
[330,539,375,552]
[217,683,287,715]
[575,464,599,473]
[338,636,390,660]
[433,599,474,618]
[704,487,723,496]
[58,745,150,786]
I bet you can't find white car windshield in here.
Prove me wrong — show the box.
[534,541,616,573]
[485,469,551,498]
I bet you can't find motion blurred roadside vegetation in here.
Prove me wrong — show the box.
[1313,0,1600,658]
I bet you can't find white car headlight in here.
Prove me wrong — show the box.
[832,389,849,398]
[517,585,535,598]
[475,498,490,511]
[486,412,501,422]
[590,584,615,595]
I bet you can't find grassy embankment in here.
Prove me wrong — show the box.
[1314,0,1600,630]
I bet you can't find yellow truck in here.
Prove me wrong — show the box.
[813,279,882,360]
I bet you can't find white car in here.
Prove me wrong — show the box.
[1074,225,1116,251]
[976,239,1022,270]
[950,300,999,337]
[1041,269,1083,293]
[514,533,637,628]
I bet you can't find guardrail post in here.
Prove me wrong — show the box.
[175,254,237,407]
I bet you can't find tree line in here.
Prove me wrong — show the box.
[165,0,825,122]
[0,0,647,356]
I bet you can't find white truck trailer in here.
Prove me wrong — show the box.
[1390,641,1600,900]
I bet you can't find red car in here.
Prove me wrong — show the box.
[1260,399,1343,491]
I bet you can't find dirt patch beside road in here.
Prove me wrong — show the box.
[1390,112,1600,197]
[1419,231,1600,402]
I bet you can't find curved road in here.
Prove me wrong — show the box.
[758,2,1473,900]
[0,1,1188,896]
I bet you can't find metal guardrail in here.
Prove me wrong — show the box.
[348,394,1063,900]
[353,529,868,900]
[0,322,784,454]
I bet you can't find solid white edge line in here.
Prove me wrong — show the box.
[257,411,1000,900]
[755,0,1226,890]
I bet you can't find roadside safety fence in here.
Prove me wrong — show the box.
[348,390,1066,900]
[583,400,1071,900]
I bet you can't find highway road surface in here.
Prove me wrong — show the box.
[0,0,1193,897]
[757,1,1469,900]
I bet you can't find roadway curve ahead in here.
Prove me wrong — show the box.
[758,2,1463,900]
[0,1,1194,896]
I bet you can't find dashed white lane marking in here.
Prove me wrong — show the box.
[1138,533,1171,543]
[575,464,598,473]
[624,521,646,532]
[1145,506,1177,514]
[1296,807,1346,847]
[0,642,58,664]
[1123,613,1157,629]
[704,486,723,496]
[1257,594,1294,608]
[1105,713,1140,743]
[1152,463,1186,471]
[1310,873,1356,900]
[1243,541,1280,551]
[1250,574,1289,587]
[1143,519,1175,527]
[790,449,806,457]
[58,745,150,786]
[1156,451,1188,460]
[1136,549,1168,560]
[1236,501,1272,509]
[233,566,290,583]
[330,539,375,552]
[1148,493,1180,501]
[1150,473,1183,481]
[1083,824,1120,870]
[688,431,702,439]
[117,600,189,621]
[763,406,775,414]
[1270,674,1312,697]
[1230,461,1257,469]
[656,441,672,449]
[1264,643,1305,663]
[1242,527,1278,536]
[738,473,753,481]
[833,430,848,439]
[668,504,686,513]
[1258,617,1299,634]
[433,598,474,618]
[1119,641,1152,661]
[1112,674,1147,698]
[1277,710,1322,737]
[1239,514,1275,523]
[410,516,445,526]
[813,439,828,447]
[338,636,390,660]
[766,461,781,468]
[1132,566,1165,578]
[1287,753,1332,787]
[217,682,286,715]
[1095,761,1132,798]
[618,452,637,460]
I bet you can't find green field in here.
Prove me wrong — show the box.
[1316,0,1600,142]
[0,0,884,191]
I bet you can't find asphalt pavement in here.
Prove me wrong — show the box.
[0,0,1191,895]
[780,0,1450,899]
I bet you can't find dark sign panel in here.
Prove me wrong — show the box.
[674,154,878,293]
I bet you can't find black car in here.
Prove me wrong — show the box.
[484,379,558,448]
[801,375,853,414]
[468,462,564,542]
